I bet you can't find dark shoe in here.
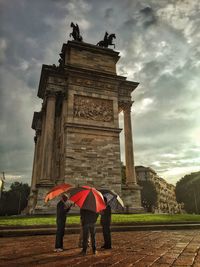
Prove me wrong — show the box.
[101,245,106,249]
[80,250,86,256]
[102,246,112,249]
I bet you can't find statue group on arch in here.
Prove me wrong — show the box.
[69,22,116,49]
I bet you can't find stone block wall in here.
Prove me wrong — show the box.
[64,41,119,74]
[64,126,122,195]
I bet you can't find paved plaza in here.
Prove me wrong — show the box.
[0,230,200,267]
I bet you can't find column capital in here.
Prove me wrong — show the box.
[42,91,57,112]
[45,89,66,97]
[45,90,57,98]
[118,100,134,112]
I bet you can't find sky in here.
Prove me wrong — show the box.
[0,0,200,188]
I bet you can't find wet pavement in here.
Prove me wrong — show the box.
[0,230,200,267]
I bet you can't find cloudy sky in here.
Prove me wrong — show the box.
[0,0,200,187]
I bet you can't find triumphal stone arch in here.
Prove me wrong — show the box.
[27,40,143,214]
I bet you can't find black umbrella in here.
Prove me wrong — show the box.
[99,189,124,211]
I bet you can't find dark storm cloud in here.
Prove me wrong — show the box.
[123,18,137,28]
[139,6,157,27]
[0,0,70,66]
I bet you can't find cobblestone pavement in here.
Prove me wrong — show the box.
[0,230,200,267]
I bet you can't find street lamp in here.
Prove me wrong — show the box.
[0,172,5,199]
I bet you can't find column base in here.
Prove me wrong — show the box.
[121,184,144,214]
[22,189,38,215]
[32,182,57,214]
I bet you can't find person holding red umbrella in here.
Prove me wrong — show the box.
[54,195,73,252]
[67,185,106,255]
[80,208,98,255]
[44,183,74,252]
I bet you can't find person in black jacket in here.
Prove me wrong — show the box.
[78,216,90,248]
[80,209,98,255]
[100,197,112,249]
[54,195,72,252]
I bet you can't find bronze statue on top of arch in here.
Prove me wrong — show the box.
[97,32,116,49]
[69,22,116,49]
[69,22,83,42]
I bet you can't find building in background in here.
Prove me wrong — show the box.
[135,166,183,213]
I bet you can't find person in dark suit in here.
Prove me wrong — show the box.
[100,197,112,249]
[80,209,98,255]
[54,195,72,252]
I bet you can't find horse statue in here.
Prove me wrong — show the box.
[97,32,116,49]
[69,22,83,42]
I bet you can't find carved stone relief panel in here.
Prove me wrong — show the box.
[73,95,114,122]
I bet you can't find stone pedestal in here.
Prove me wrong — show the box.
[33,183,56,214]
[23,189,38,215]
[122,185,144,213]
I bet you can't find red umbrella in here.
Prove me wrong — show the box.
[68,186,106,213]
[45,183,72,202]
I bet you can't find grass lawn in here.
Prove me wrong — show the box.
[0,213,200,227]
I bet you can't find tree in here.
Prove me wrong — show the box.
[0,182,30,216]
[175,171,200,214]
[138,180,158,212]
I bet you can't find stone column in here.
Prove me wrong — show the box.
[36,107,46,183]
[59,95,67,182]
[123,102,137,186]
[26,129,41,214]
[31,133,39,190]
[40,92,56,182]
[35,132,41,184]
